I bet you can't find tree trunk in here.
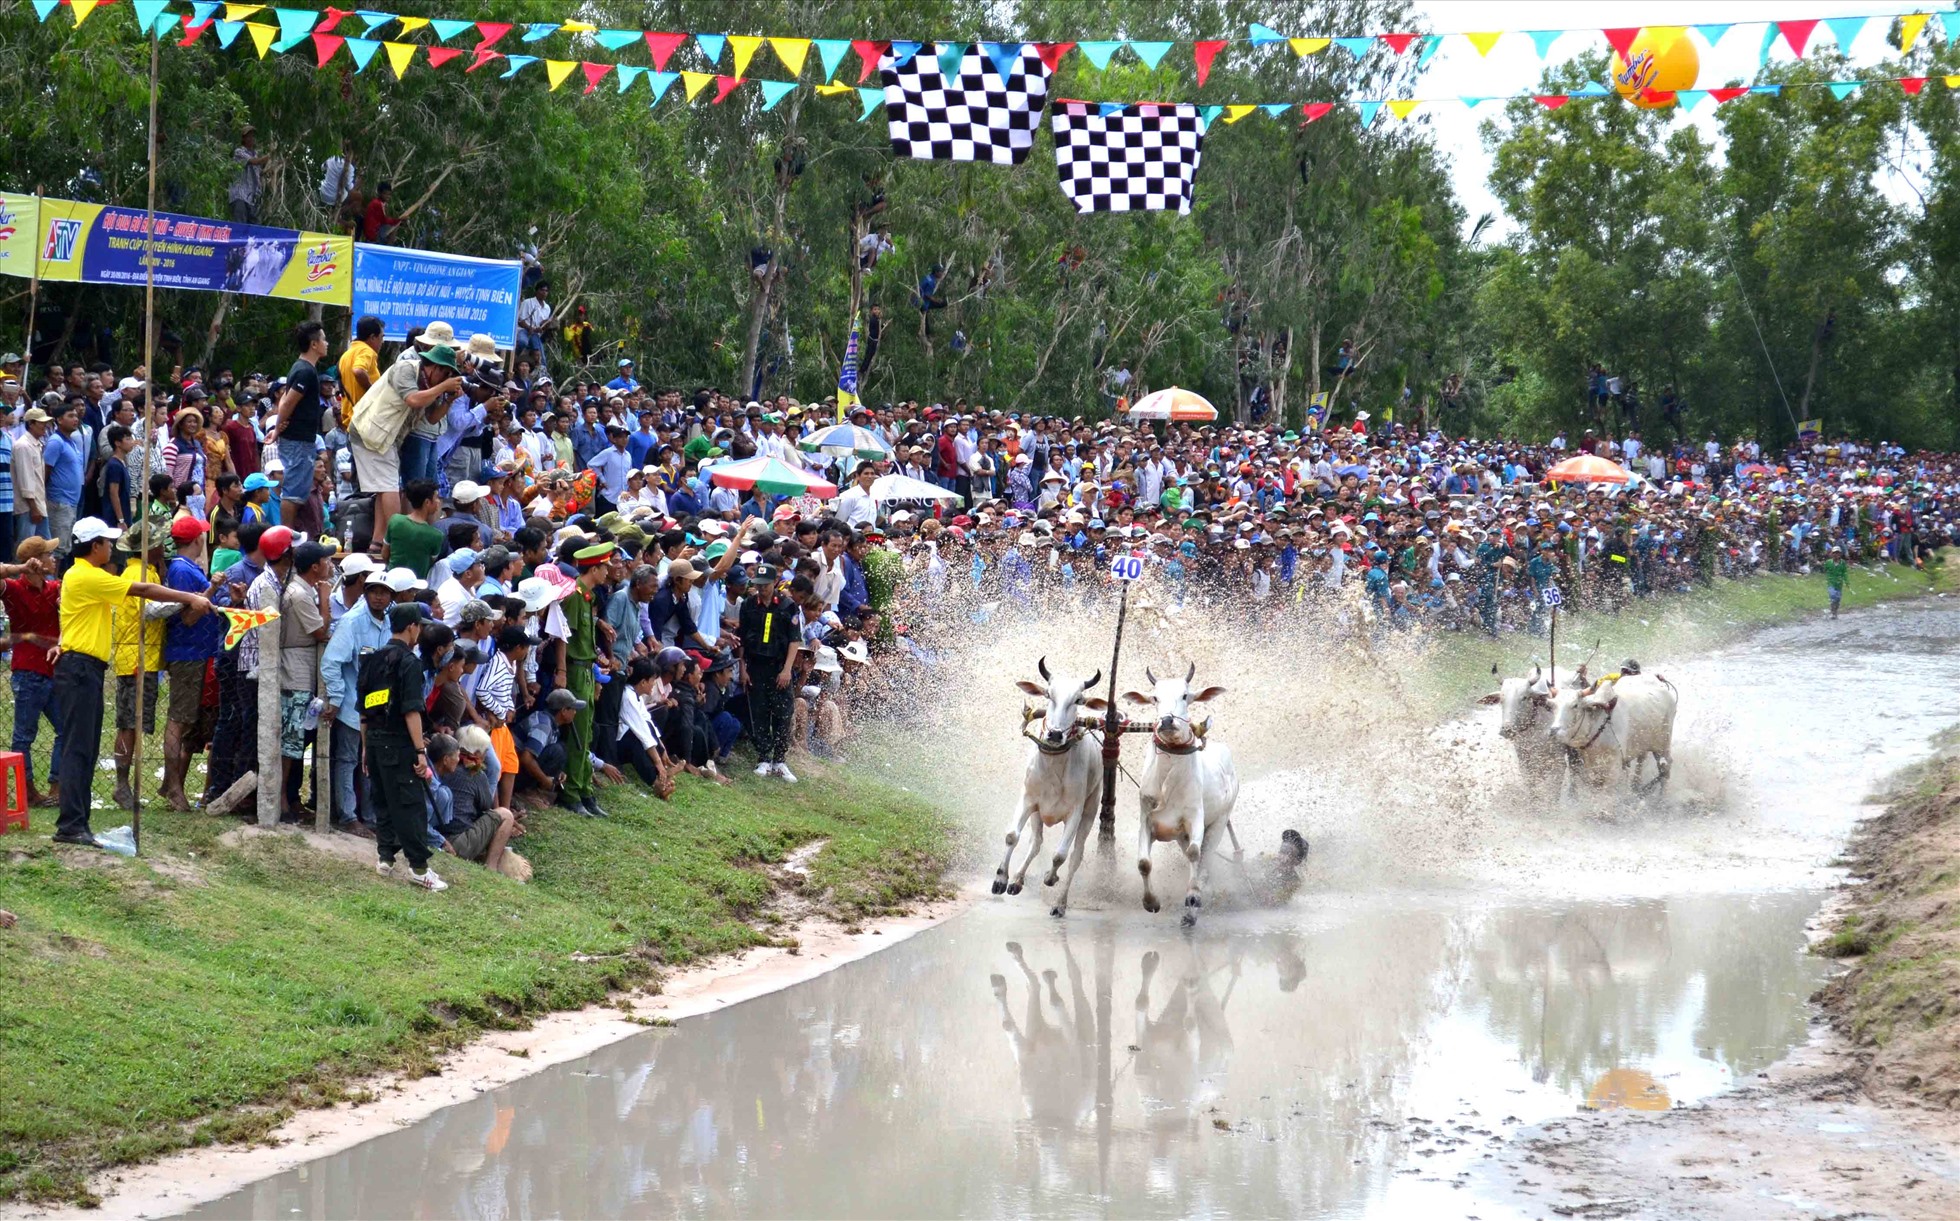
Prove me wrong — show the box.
[197,293,231,370]
[1798,314,1828,423]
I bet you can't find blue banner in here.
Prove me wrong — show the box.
[350,244,522,349]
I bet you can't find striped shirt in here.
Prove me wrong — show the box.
[477,649,516,721]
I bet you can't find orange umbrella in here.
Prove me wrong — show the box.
[1128,387,1218,422]
[1545,454,1631,484]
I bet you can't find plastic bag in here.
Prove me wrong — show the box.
[96,826,137,857]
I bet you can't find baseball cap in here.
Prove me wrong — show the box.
[242,472,273,492]
[388,603,427,631]
[168,516,208,545]
[339,553,378,578]
[545,688,587,713]
[73,517,123,544]
[448,548,480,572]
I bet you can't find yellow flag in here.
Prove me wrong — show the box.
[222,3,262,20]
[728,34,762,76]
[561,20,595,33]
[682,70,714,100]
[69,0,100,25]
[1647,26,1686,56]
[384,41,415,78]
[1289,37,1330,56]
[1224,104,1256,123]
[815,81,854,96]
[770,36,811,76]
[1465,31,1503,56]
[1945,74,1960,88]
[246,21,277,57]
[1900,13,1931,54]
[1387,99,1420,119]
[545,59,576,90]
[395,16,428,33]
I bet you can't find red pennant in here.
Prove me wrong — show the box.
[1192,39,1226,86]
[177,15,211,45]
[1639,89,1676,106]
[713,74,745,104]
[1299,101,1335,124]
[474,21,511,51]
[312,32,344,66]
[1034,42,1075,73]
[425,46,463,68]
[852,39,889,82]
[645,31,687,71]
[1377,33,1420,54]
[1532,94,1569,109]
[313,7,350,34]
[1778,19,1819,57]
[1709,86,1749,103]
[1901,76,1929,95]
[467,48,502,72]
[1602,27,1641,59]
[581,61,611,93]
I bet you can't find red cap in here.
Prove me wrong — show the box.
[259,525,294,561]
[168,516,208,545]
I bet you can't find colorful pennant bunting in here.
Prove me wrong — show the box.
[648,70,678,104]
[1192,39,1225,84]
[544,58,575,90]
[645,32,685,71]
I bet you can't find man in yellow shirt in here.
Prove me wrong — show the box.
[110,531,171,808]
[52,518,211,849]
[337,315,384,424]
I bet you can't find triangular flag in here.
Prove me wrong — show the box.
[645,33,685,70]
[1033,41,1072,72]
[70,0,100,26]
[647,71,677,103]
[1247,23,1285,47]
[355,10,391,35]
[247,22,278,57]
[815,81,853,96]
[133,0,171,36]
[1098,101,1125,117]
[890,40,921,67]
[1532,94,1569,109]
[1572,79,1610,97]
[499,55,537,78]
[1828,81,1860,100]
[561,21,595,33]
[1901,77,1929,95]
[1418,35,1443,68]
[425,45,460,67]
[1900,14,1930,53]
[1822,16,1865,50]
[760,79,797,109]
[696,33,725,65]
[728,34,761,76]
[1199,104,1223,128]
[1695,24,1731,48]
[1778,19,1819,57]
[1192,40,1225,84]
[1378,33,1420,54]
[1290,37,1330,56]
[192,1,222,22]
[466,47,500,71]
[593,29,638,51]
[1300,101,1334,123]
[1356,100,1382,125]
[580,61,610,93]
[1077,40,1121,69]
[519,22,554,41]
[980,40,1022,80]
[770,36,810,76]
[936,41,967,80]
[1946,74,1960,88]
[1387,98,1420,119]
[1750,83,1783,95]
[1708,86,1749,103]
[429,17,471,42]
[681,70,713,100]
[312,31,343,65]
[712,74,743,103]
[1602,27,1641,59]
[30,0,58,21]
[1333,37,1374,57]
[179,17,215,45]
[852,39,887,81]
[1466,31,1502,56]
[475,21,510,49]
[812,38,848,80]
[272,6,313,45]
[858,87,882,120]
[224,3,264,20]
[614,63,642,91]
[544,59,577,91]
[345,35,377,70]
[382,39,414,76]
[1526,30,1560,57]
[1459,97,1491,109]
[1224,104,1256,123]
[1759,23,1779,63]
[1639,89,1676,106]
[1260,102,1289,118]
[214,19,243,47]
[1129,40,1173,69]
[1676,89,1708,111]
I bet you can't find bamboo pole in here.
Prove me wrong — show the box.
[129,34,161,857]
[19,186,41,386]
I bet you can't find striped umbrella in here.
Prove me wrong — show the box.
[707,456,839,498]
[1545,454,1631,484]
[799,423,892,460]
[1127,386,1218,422]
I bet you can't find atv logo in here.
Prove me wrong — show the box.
[42,219,82,263]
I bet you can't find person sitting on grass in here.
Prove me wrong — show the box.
[438,727,520,874]
[616,656,678,799]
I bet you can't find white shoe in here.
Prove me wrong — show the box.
[376,860,395,877]
[754,762,774,777]
[774,762,798,784]
[411,868,448,892]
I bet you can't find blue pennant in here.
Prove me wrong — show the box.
[648,71,678,104]
[1333,37,1374,57]
[813,38,849,80]
[273,8,314,48]
[1676,89,1709,111]
[355,11,394,35]
[132,0,173,36]
[1357,100,1383,125]
[1822,16,1866,50]
[345,37,379,71]
[981,41,1024,81]
[1416,35,1442,69]
[1199,104,1224,127]
[499,55,538,78]
[615,64,644,92]
[936,40,967,80]
[1260,103,1289,118]
[594,29,640,51]
[1750,83,1782,95]
[1828,81,1861,100]
[1129,40,1173,69]
[30,0,58,22]
[1694,23,1732,48]
[760,79,797,109]
[214,18,243,46]
[429,18,472,42]
[1097,101,1125,117]
[859,87,884,120]
[890,40,922,67]
[1460,97,1490,108]
[190,1,221,22]
[1526,30,1561,58]
[1247,23,1286,47]
[1572,80,1609,97]
[1077,40,1122,69]
[696,33,726,65]
[521,23,557,42]
[1759,24,1778,63]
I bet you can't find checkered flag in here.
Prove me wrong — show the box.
[882,42,1050,165]
[1051,101,1206,214]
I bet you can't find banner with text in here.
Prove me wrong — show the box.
[351,245,522,349]
[0,193,40,279]
[13,196,349,305]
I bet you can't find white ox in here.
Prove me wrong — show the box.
[1546,670,1679,794]
[1477,662,1581,793]
[996,658,1106,917]
[1124,665,1240,927]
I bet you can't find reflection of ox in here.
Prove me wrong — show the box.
[1124,665,1239,926]
[1477,662,1581,793]
[1547,670,1679,794]
[995,658,1105,917]
[988,940,1097,1129]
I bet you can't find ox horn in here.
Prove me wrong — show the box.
[1084,669,1101,689]
[1186,661,1196,683]
[1145,666,1158,685]
[1037,655,1052,682]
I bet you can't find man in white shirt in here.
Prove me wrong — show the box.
[516,282,552,372]
[1622,432,1642,467]
[318,139,356,213]
[835,463,879,527]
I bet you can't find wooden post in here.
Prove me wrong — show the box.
[129,34,161,856]
[19,186,41,381]
[1096,580,1130,845]
[257,615,280,827]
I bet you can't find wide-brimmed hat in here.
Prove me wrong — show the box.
[421,344,459,371]
[464,334,503,364]
[414,321,458,348]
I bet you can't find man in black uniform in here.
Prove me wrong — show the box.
[737,564,800,781]
[360,602,447,891]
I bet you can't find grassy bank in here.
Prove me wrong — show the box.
[0,766,951,1207]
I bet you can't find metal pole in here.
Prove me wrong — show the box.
[1097,580,1129,844]
[1549,604,1557,683]
[129,33,161,857]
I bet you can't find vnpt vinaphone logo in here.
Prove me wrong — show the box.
[304,242,338,282]
[42,219,83,263]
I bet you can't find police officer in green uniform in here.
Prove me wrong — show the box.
[738,563,801,780]
[359,603,447,890]
[557,541,613,817]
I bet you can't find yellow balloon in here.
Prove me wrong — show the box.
[1612,28,1699,109]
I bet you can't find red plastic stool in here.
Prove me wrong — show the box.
[0,751,27,834]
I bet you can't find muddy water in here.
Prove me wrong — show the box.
[185,599,1960,1220]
